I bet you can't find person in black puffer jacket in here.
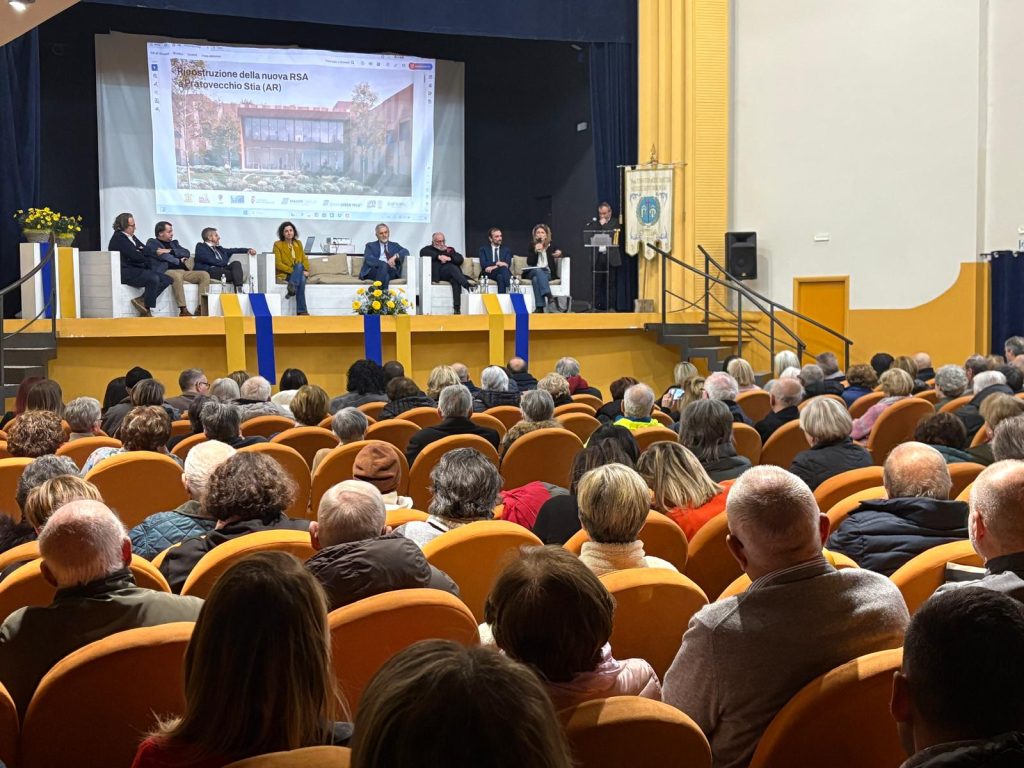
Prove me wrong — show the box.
[472,366,521,412]
[789,396,873,490]
[505,357,538,391]
[379,377,436,421]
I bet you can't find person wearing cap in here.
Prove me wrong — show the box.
[100,366,154,436]
[353,443,413,511]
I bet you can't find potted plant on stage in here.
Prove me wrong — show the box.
[13,207,60,242]
[353,282,411,316]
[54,214,83,247]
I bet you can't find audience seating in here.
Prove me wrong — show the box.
[238,442,312,519]
[969,428,989,448]
[409,434,500,510]
[553,402,597,417]
[732,423,762,465]
[683,513,740,601]
[798,393,845,411]
[956,481,973,502]
[328,588,478,711]
[556,412,602,443]
[571,393,604,411]
[599,568,708,679]
[812,466,884,517]
[241,415,295,439]
[19,622,194,768]
[84,452,188,529]
[0,681,15,768]
[397,406,442,429]
[484,405,524,431]
[717,549,859,600]
[864,397,934,465]
[385,508,428,528]
[948,462,985,499]
[469,411,507,438]
[356,401,387,420]
[651,410,674,428]
[915,389,939,405]
[271,427,340,469]
[310,440,411,513]
[561,696,712,768]
[170,432,207,461]
[825,486,887,530]
[0,443,11,461]
[0,457,33,523]
[759,421,808,470]
[0,540,39,572]
[169,419,192,437]
[937,394,972,414]
[422,520,542,622]
[225,746,352,767]
[848,391,886,419]
[500,428,583,490]
[56,436,122,469]
[364,418,420,454]
[180,529,315,599]
[747,648,904,768]
[633,427,679,452]
[564,511,689,571]
[889,539,982,614]
[735,389,771,423]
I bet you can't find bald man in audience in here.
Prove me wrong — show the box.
[753,377,803,443]
[450,362,478,393]
[913,352,935,383]
[827,442,969,575]
[0,501,202,717]
[663,466,908,768]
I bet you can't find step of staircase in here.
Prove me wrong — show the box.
[646,322,736,368]
[1,332,57,399]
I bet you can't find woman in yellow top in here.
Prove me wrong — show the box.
[273,221,311,315]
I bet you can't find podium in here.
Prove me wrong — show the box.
[584,229,619,312]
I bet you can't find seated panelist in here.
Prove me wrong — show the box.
[272,220,310,316]
[361,223,408,290]
[523,223,565,314]
[108,212,172,318]
[194,227,254,292]
[420,232,473,315]
[478,227,512,294]
[144,221,210,317]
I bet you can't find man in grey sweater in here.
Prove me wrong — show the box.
[663,466,910,768]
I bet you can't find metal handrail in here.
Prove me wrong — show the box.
[0,233,58,391]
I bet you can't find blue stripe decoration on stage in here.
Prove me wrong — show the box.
[249,293,277,384]
[363,314,383,364]
[510,293,530,363]
[39,242,54,320]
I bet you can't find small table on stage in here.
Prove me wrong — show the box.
[466,293,536,315]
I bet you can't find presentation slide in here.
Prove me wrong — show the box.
[146,42,435,223]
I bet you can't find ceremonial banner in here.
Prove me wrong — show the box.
[624,167,673,258]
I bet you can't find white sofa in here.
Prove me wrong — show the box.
[419,255,571,315]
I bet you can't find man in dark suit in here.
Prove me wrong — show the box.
[478,227,512,293]
[194,227,255,292]
[144,221,210,316]
[420,232,473,314]
[405,385,500,467]
[754,377,803,444]
[361,223,409,290]
[107,212,172,317]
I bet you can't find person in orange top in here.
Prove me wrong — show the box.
[637,441,732,541]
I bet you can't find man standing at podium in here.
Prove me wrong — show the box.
[478,227,512,293]
[361,223,409,290]
[421,232,474,315]
[592,202,620,311]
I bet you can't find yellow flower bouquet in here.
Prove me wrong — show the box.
[353,284,410,316]
[13,207,63,242]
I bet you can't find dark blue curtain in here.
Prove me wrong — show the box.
[990,251,1024,354]
[590,41,637,312]
[0,30,40,316]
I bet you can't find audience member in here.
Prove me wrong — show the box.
[472,366,522,411]
[891,589,1024,767]
[934,364,969,410]
[506,357,538,391]
[0,501,203,718]
[228,370,250,389]
[425,364,461,401]
[311,407,369,475]
[774,350,800,378]
[799,363,844,399]
[614,383,659,431]
[158,452,309,592]
[964,354,991,388]
[485,546,661,709]
[352,443,412,510]
[82,405,176,474]
[166,368,208,413]
[277,367,308,392]
[988,353,1007,369]
[405,385,500,466]
[999,363,1024,394]
[124,377,177,426]
[914,412,973,463]
[703,372,752,425]
[871,352,895,377]
[537,372,572,407]
[816,351,846,382]
[754,377,802,444]
[970,394,1024,465]
[290,385,330,427]
[842,364,879,407]
[659,362,698,415]
[133,552,350,767]
[168,394,213,451]
[957,369,1014,441]
[993,416,1024,461]
[790,396,873,490]
[679,399,751,482]
[0,455,80,557]
[913,352,935,382]
[351,640,573,768]
[727,358,759,392]
[851,368,915,440]
[893,355,927,393]
[101,377,128,413]
[101,366,153,435]
[556,356,601,398]
[201,401,266,450]
[63,396,103,441]
[306,480,457,610]
[1005,336,1024,363]
[600,376,639,424]
[25,378,65,417]
[234,376,286,419]
[1,375,43,428]
[330,359,387,413]
[382,360,405,386]
[450,362,479,393]
[208,377,240,402]
[827,442,968,575]
[7,410,65,458]
[396,448,501,548]
[500,389,561,457]
[380,376,435,420]
[664,466,909,768]
[637,442,730,540]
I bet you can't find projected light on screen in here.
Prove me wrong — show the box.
[146,42,435,223]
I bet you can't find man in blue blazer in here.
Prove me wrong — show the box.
[361,223,409,289]
[194,227,255,292]
[477,227,512,293]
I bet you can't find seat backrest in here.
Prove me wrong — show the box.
[310,440,411,513]
[484,405,524,431]
[56,436,122,469]
[683,512,739,600]
[565,511,689,572]
[865,397,934,465]
[385,508,429,528]
[20,622,194,768]
[553,402,597,417]
[224,746,352,767]
[600,568,708,679]
[633,427,680,453]
[500,427,584,490]
[825,486,887,530]
[170,431,207,461]
[356,401,387,420]
[969,427,989,448]
[561,696,711,768]
[732,423,762,465]
[651,410,674,428]
[365,418,421,453]
[571,393,604,411]
[328,588,478,712]
[180,529,315,599]
[747,648,904,768]
[270,426,340,468]
[889,539,983,614]
[470,411,508,438]
[169,418,192,437]
[556,412,602,443]
[84,452,188,529]
[848,391,886,419]
[948,461,985,499]
[0,680,16,768]
[0,539,39,572]
[0,456,32,523]
[938,394,973,414]
[759,420,809,469]
[813,466,885,515]
[735,390,771,423]
[241,414,296,438]
[408,434,500,510]
[398,406,443,429]
[956,481,974,502]
[915,389,940,404]
[238,442,313,519]
[422,520,542,622]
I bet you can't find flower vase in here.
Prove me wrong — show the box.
[56,234,75,247]
[22,229,51,244]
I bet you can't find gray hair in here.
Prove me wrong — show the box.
[993,416,1024,462]
[183,440,236,499]
[773,377,804,408]
[240,375,272,402]
[774,350,800,377]
[201,401,242,442]
[428,448,501,520]
[1005,337,1024,358]
[537,373,569,403]
[38,501,127,587]
[970,460,1024,552]
[64,396,101,433]
[331,407,369,443]
[209,377,240,401]
[555,357,581,378]
[451,363,470,383]
[974,370,1007,395]
[438,385,473,418]
[520,389,555,422]
[815,352,840,377]
[799,396,852,443]
[780,366,802,380]
[935,364,968,398]
[481,366,509,392]
[704,372,739,402]
[799,364,825,386]
[883,442,952,500]
[317,479,387,546]
[178,368,205,393]
[913,352,932,370]
[726,466,820,561]
[16,455,80,511]
[622,383,655,419]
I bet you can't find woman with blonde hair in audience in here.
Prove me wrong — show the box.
[576,463,677,576]
[290,384,330,427]
[485,546,661,710]
[850,367,914,440]
[637,442,731,540]
[893,354,927,393]
[789,396,872,490]
[132,552,349,767]
[425,364,461,402]
[969,393,1024,466]
[537,372,573,407]
[82,405,178,474]
[678,399,751,482]
[659,361,698,414]
[351,640,572,768]
[727,358,759,393]
[25,379,65,419]
[500,389,561,457]
[23,475,103,533]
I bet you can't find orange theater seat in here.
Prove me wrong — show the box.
[864,397,934,465]
[485,405,524,432]
[310,440,410,513]
[889,539,983,614]
[356,401,387,421]
[180,529,315,599]
[500,427,583,490]
[633,427,679,453]
[812,466,884,516]
[398,406,443,429]
[0,457,33,523]
[732,423,762,465]
[170,432,207,462]
[735,390,771,423]
[365,418,421,454]
[684,512,740,601]
[240,414,295,439]
[56,436,122,469]
[0,681,15,768]
[225,747,352,767]
[571,393,604,411]
[759,420,808,470]
[271,426,340,469]
[556,412,602,443]
[553,402,597,417]
[470,411,508,438]
[84,452,188,529]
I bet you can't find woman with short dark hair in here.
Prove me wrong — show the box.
[679,399,751,482]
[379,376,435,420]
[273,221,310,316]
